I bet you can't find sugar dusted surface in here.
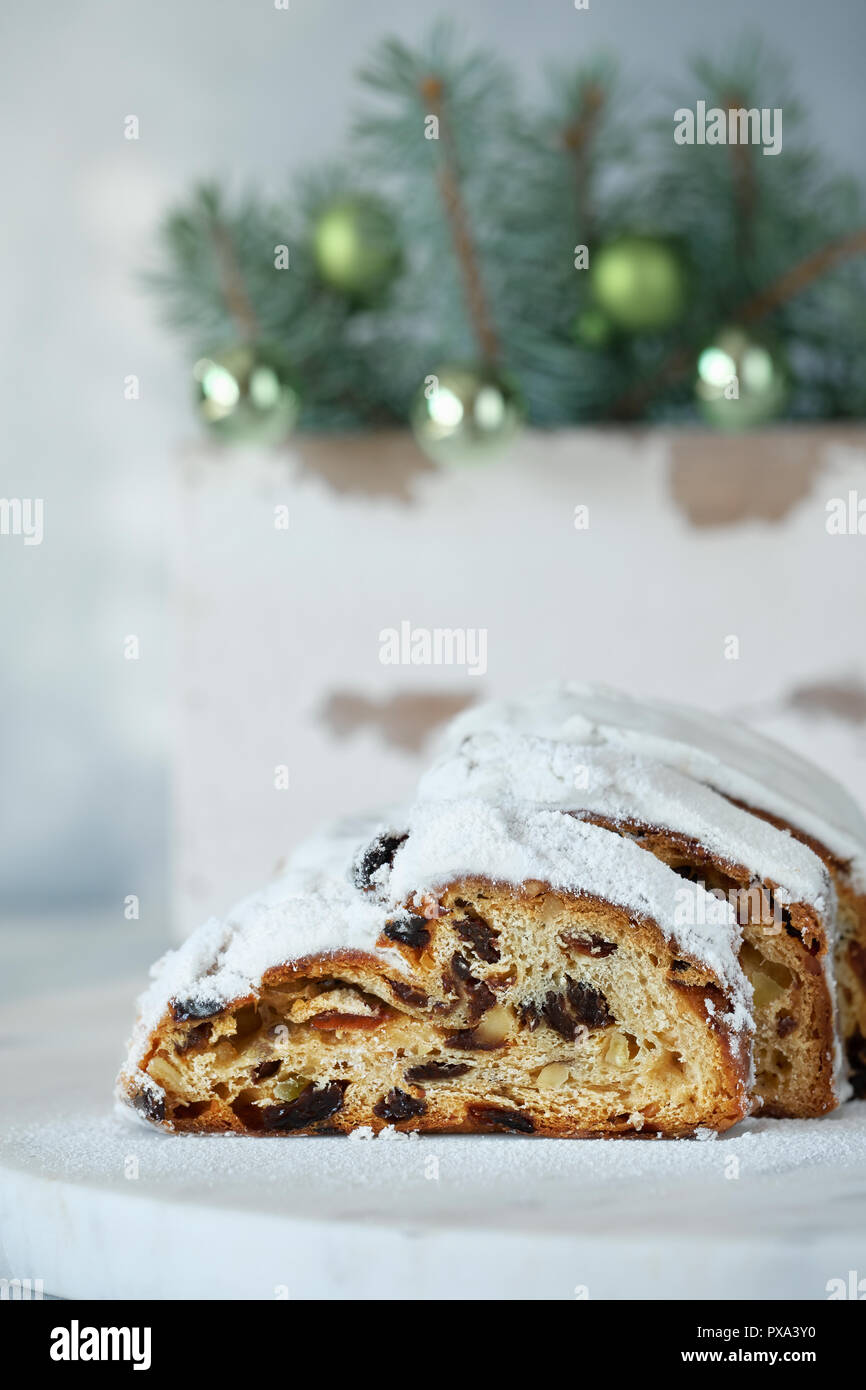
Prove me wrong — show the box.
[437,683,866,887]
[419,732,832,908]
[7,1101,866,1231]
[8,961,866,1299]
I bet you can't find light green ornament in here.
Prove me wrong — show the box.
[695,326,787,430]
[193,343,301,444]
[410,364,525,466]
[312,195,401,299]
[591,235,687,333]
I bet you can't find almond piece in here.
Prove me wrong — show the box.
[536,1062,570,1089]
[471,1004,513,1046]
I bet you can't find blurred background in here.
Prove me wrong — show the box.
[2,0,866,976]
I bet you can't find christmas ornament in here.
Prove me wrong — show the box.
[312,195,401,299]
[590,235,687,333]
[193,343,301,444]
[410,363,525,466]
[695,326,787,430]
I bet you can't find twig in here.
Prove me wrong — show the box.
[420,74,500,364]
[723,91,756,262]
[208,218,260,341]
[611,226,866,419]
[562,82,605,242]
[738,226,866,322]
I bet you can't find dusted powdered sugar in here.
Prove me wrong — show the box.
[419,731,832,910]
[125,828,403,1066]
[436,683,866,889]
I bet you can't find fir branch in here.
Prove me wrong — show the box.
[612,226,866,418]
[144,29,866,431]
[420,73,500,363]
[722,90,757,263]
[738,226,866,323]
[562,80,606,241]
[208,217,260,341]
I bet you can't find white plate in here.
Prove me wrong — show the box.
[2,981,866,1300]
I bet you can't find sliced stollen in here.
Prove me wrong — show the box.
[118,799,754,1139]
[433,682,866,1106]
[421,731,840,1116]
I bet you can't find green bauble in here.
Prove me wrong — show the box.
[590,235,686,333]
[193,343,301,445]
[695,326,787,430]
[410,364,525,466]
[313,195,401,299]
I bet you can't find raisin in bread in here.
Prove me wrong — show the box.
[118,800,753,1138]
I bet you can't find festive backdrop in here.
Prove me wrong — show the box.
[151,26,866,456]
[2,0,866,926]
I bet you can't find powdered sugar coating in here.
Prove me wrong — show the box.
[419,731,832,909]
[437,684,866,888]
[124,830,402,1068]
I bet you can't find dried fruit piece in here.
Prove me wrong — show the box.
[353,833,406,890]
[405,1060,471,1082]
[561,931,617,959]
[290,987,382,1026]
[566,978,615,1029]
[446,1030,490,1051]
[776,1014,797,1038]
[540,977,614,1038]
[518,1000,540,1031]
[251,1059,281,1081]
[309,1009,385,1031]
[453,913,501,963]
[132,1085,165,1124]
[261,1080,349,1131]
[450,952,496,1023]
[542,990,577,1039]
[373,1088,427,1122]
[170,995,223,1023]
[384,913,431,949]
[388,978,430,1009]
[467,1104,535,1134]
[175,1022,211,1053]
[417,893,443,920]
[273,1074,307,1102]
